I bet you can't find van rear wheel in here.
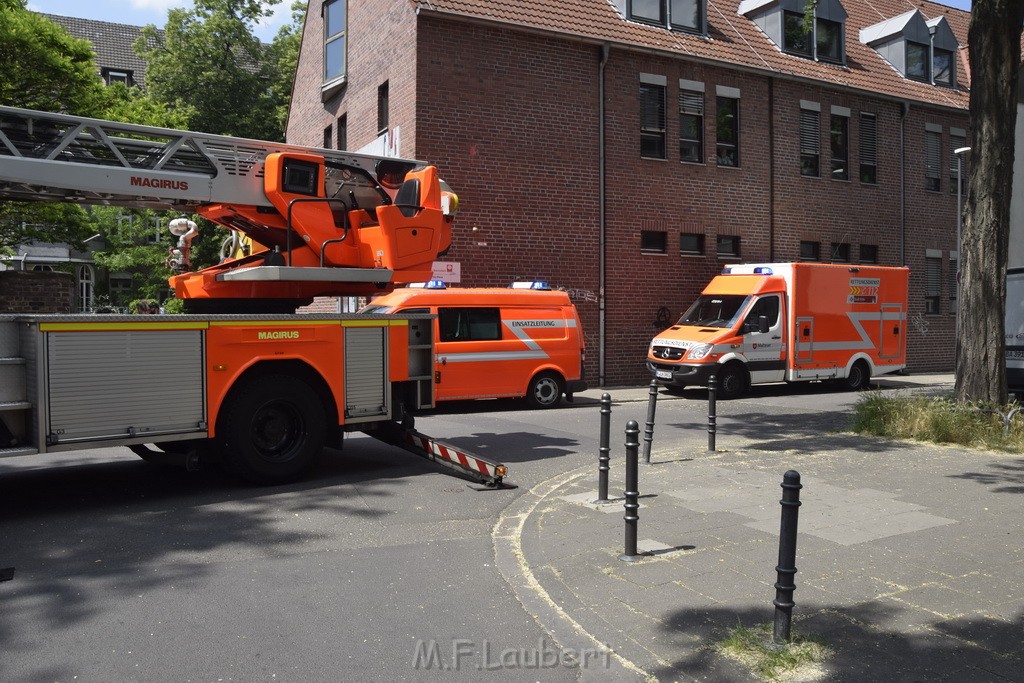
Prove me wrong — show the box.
[844,360,871,391]
[526,372,564,409]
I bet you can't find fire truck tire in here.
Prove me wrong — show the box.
[845,360,871,391]
[219,374,327,485]
[716,363,749,400]
[525,372,564,409]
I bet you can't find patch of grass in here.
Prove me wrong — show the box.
[718,623,828,681]
[851,391,1024,452]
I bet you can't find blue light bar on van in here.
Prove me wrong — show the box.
[510,281,550,290]
[407,280,447,289]
[753,267,774,275]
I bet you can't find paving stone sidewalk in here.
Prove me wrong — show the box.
[495,375,1024,681]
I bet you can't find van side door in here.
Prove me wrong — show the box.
[434,306,502,400]
[741,294,785,384]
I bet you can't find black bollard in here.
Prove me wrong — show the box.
[641,380,658,464]
[597,393,612,503]
[772,470,802,644]
[619,420,642,562]
[707,374,718,452]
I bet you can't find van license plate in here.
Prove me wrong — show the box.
[655,370,672,379]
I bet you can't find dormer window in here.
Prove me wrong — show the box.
[861,11,959,89]
[741,0,847,65]
[619,0,706,35]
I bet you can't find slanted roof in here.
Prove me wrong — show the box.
[41,13,159,88]
[859,9,920,46]
[411,0,971,110]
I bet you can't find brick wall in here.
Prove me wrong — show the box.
[288,12,968,385]
[0,271,75,313]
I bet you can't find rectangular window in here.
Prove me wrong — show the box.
[641,230,667,254]
[102,69,131,86]
[783,11,812,57]
[715,96,738,167]
[934,48,953,87]
[324,0,347,82]
[949,255,958,313]
[679,233,704,255]
[859,113,877,184]
[800,106,820,177]
[640,80,667,159]
[800,241,820,261]
[830,242,851,262]
[679,87,704,163]
[925,256,941,314]
[669,0,700,32]
[950,133,966,195]
[438,307,501,342]
[925,129,941,192]
[630,0,664,24]
[859,244,879,264]
[377,81,389,135]
[830,113,849,180]
[816,18,843,63]
[337,114,347,151]
[907,42,929,82]
[323,125,332,149]
[717,235,740,258]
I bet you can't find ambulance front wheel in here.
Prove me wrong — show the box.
[716,363,749,400]
[526,372,564,409]
[218,373,327,484]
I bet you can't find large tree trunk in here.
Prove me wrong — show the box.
[955,0,1024,404]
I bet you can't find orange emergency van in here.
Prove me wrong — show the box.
[647,263,909,398]
[361,283,587,407]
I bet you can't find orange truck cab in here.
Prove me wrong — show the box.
[647,263,909,398]
[361,282,587,407]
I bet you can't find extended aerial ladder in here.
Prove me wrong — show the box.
[0,105,455,312]
[0,105,508,487]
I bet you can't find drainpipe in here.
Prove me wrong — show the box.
[768,78,775,260]
[900,101,908,265]
[599,43,610,386]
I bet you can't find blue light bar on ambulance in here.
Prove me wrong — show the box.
[510,281,550,290]
[753,266,773,275]
[407,280,447,289]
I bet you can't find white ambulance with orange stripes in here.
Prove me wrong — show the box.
[647,263,909,398]
[361,282,587,407]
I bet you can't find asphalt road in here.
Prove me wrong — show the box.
[0,379,934,682]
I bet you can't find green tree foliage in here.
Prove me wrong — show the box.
[135,0,291,141]
[265,1,306,134]
[0,0,104,115]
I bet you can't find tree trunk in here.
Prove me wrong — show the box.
[955,0,1024,404]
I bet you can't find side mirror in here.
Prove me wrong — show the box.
[758,315,769,334]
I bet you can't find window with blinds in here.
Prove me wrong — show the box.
[830,114,849,180]
[800,107,820,177]
[679,89,704,163]
[925,256,941,314]
[859,113,877,184]
[641,82,667,159]
[925,129,941,192]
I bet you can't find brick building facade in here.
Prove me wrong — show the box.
[287,0,970,386]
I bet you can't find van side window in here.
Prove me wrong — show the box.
[746,295,780,331]
[438,307,501,342]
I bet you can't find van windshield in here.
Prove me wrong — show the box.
[358,304,394,314]
[677,295,750,328]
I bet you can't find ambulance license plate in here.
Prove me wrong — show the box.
[655,370,672,379]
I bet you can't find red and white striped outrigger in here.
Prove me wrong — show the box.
[367,424,508,487]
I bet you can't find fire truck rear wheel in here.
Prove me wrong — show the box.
[219,373,327,485]
[526,372,564,409]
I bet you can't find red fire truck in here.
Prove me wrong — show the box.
[0,106,505,486]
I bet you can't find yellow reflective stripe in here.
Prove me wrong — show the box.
[209,320,335,328]
[340,319,408,327]
[39,321,208,332]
